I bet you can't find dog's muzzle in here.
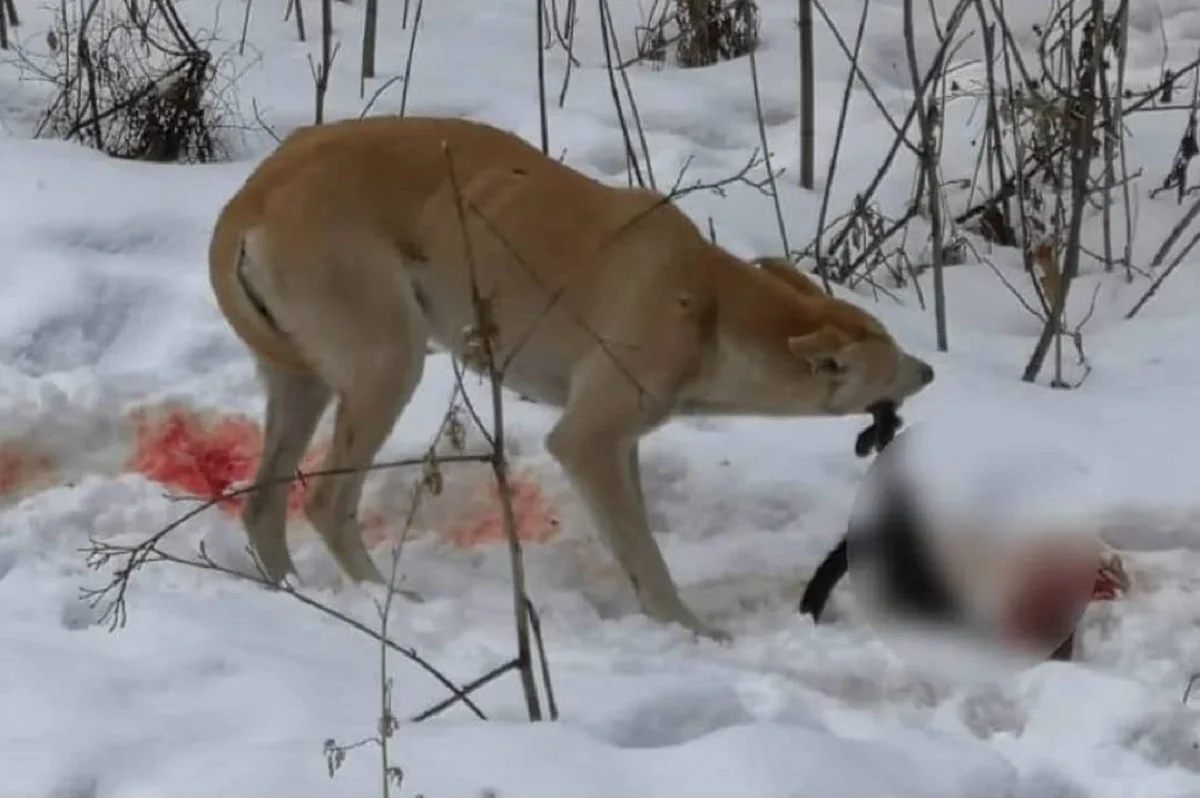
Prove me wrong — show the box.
[911,355,935,387]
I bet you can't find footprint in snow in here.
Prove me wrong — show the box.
[0,546,16,583]
[594,683,755,749]
[1123,704,1200,773]
[47,774,99,798]
[60,594,103,632]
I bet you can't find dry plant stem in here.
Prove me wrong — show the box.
[238,0,254,55]
[955,0,1060,220]
[359,75,405,118]
[253,98,284,141]
[585,0,652,189]
[411,598,558,723]
[397,0,426,115]
[1125,193,1200,319]
[0,0,19,48]
[362,0,379,86]
[368,409,467,792]
[928,8,955,219]
[544,0,579,60]
[440,345,559,724]
[598,0,650,188]
[1150,63,1200,202]
[377,675,398,796]
[962,103,993,215]
[1147,193,1200,272]
[441,141,544,723]
[664,149,773,199]
[825,0,970,259]
[1099,0,1128,273]
[152,0,200,51]
[310,0,335,124]
[997,8,1049,316]
[1123,54,1200,115]
[955,141,1070,231]
[813,0,870,295]
[903,0,948,351]
[556,0,579,107]
[525,596,559,719]
[1186,673,1200,706]
[591,0,655,189]
[62,56,186,138]
[373,566,406,787]
[624,0,686,69]
[1022,0,1103,384]
[960,237,1045,319]
[78,0,106,150]
[1110,0,1133,284]
[410,658,522,722]
[748,46,791,259]
[972,0,1014,244]
[288,0,307,42]
[843,203,920,280]
[797,0,814,189]
[536,0,549,153]
[605,12,656,190]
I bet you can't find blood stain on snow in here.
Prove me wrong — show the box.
[445,472,560,549]
[360,509,393,549]
[0,443,56,499]
[123,404,557,551]
[125,405,327,518]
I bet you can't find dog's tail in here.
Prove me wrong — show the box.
[208,214,310,372]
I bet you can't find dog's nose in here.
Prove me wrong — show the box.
[919,361,935,385]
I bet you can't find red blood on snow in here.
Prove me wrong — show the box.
[127,406,325,518]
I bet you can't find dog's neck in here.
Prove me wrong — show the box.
[675,256,835,417]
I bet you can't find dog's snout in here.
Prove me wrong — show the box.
[918,361,935,385]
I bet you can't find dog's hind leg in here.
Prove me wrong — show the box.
[241,222,431,587]
[242,360,332,583]
[298,274,430,585]
[305,351,425,584]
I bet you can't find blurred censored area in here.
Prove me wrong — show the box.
[844,420,1129,681]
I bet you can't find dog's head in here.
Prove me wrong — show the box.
[785,320,935,414]
[755,258,935,415]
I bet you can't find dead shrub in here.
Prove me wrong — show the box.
[637,0,759,68]
[21,0,230,163]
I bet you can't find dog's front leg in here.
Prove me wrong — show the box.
[545,355,728,642]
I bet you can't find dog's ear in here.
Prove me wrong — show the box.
[757,257,827,299]
[788,326,853,375]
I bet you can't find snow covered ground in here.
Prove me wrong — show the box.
[3,0,1200,795]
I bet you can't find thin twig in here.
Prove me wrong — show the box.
[441,141,545,722]
[812,0,870,294]
[747,46,790,259]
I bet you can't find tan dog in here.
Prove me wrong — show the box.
[208,115,936,640]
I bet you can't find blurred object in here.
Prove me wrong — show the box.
[836,422,1125,677]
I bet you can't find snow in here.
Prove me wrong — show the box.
[3,0,1200,795]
